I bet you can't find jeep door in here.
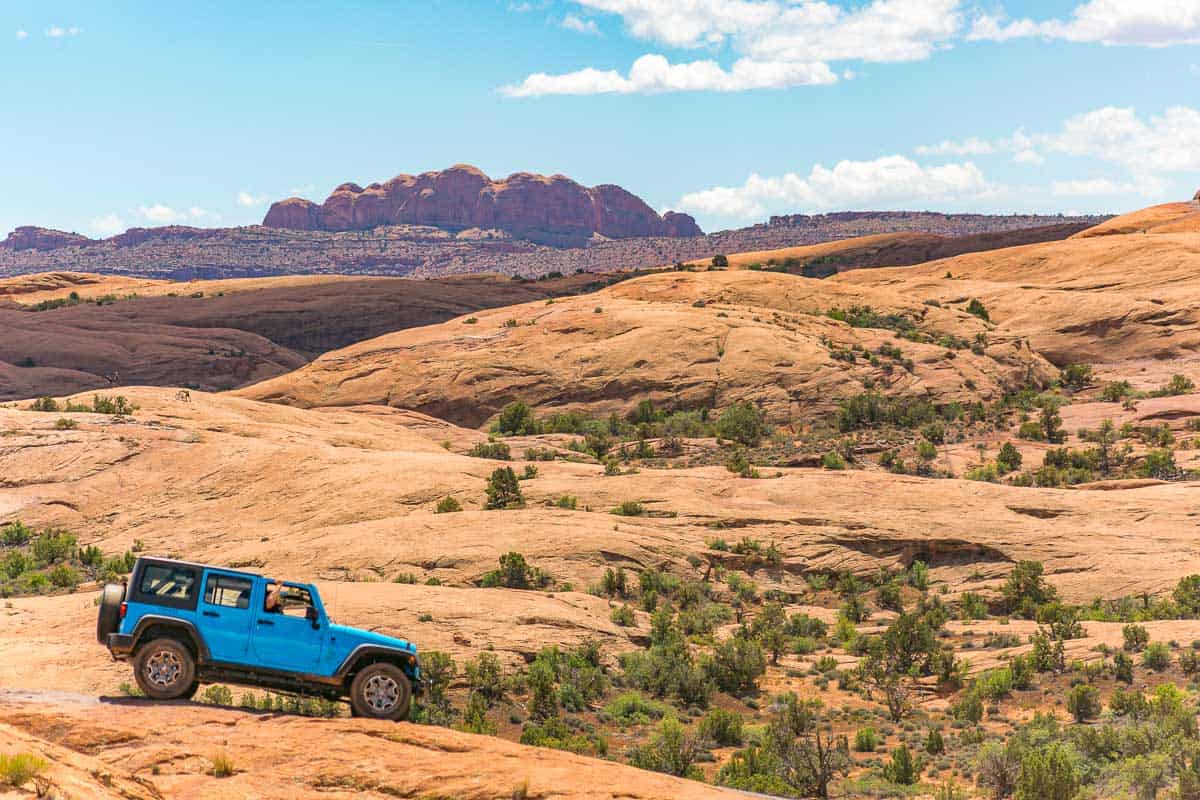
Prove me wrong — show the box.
[251,582,326,672]
[199,570,256,664]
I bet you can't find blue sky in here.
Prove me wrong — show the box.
[2,0,1198,238]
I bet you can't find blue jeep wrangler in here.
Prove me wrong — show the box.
[97,557,422,720]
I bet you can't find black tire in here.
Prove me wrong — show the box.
[96,583,125,644]
[133,638,196,700]
[349,663,412,721]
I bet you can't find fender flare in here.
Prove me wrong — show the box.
[129,615,211,663]
[334,645,418,681]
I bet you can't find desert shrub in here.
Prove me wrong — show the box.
[977,667,1014,700]
[821,450,846,470]
[0,521,32,547]
[997,442,1022,473]
[884,745,919,785]
[47,563,79,588]
[1059,364,1093,390]
[925,728,946,755]
[960,592,988,620]
[91,395,136,415]
[1066,683,1100,723]
[469,440,512,460]
[29,396,60,412]
[976,741,1021,800]
[520,716,607,756]
[716,402,767,447]
[32,530,76,564]
[1101,380,1134,402]
[967,298,990,320]
[480,552,549,589]
[700,708,745,746]
[210,752,236,778]
[1016,743,1077,800]
[201,684,235,706]
[627,716,704,778]
[1123,623,1150,652]
[1175,575,1200,617]
[555,494,577,510]
[854,727,879,752]
[484,467,524,509]
[0,753,48,789]
[1140,448,1178,479]
[1143,641,1170,671]
[837,392,937,432]
[787,613,828,639]
[708,634,767,695]
[1152,374,1196,397]
[612,500,645,517]
[611,604,636,627]
[712,254,729,268]
[435,496,462,513]
[1002,560,1057,618]
[496,400,538,435]
[606,691,667,724]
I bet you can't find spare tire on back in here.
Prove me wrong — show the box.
[96,583,126,644]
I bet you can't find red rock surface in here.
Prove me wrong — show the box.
[0,226,91,251]
[263,164,703,245]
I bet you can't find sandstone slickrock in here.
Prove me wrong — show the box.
[263,164,703,246]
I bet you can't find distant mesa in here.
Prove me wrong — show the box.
[1,226,91,251]
[262,164,704,246]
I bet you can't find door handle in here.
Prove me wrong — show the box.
[257,619,275,626]
[202,610,220,618]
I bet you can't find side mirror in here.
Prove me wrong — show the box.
[305,606,320,629]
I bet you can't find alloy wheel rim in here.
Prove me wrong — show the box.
[363,674,400,713]
[145,649,182,687]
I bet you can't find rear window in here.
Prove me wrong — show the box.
[205,573,252,610]
[134,563,199,610]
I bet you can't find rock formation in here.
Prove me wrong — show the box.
[0,226,91,251]
[262,164,703,245]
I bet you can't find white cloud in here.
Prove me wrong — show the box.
[135,205,215,224]
[562,14,602,35]
[502,52,837,95]
[969,0,1200,47]
[1052,178,1140,196]
[89,214,125,237]
[914,137,994,156]
[1012,149,1044,165]
[676,155,994,219]
[504,0,962,96]
[15,30,28,40]
[45,25,82,38]
[1048,106,1200,175]
[237,191,269,208]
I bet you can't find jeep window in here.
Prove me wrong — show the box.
[269,584,315,618]
[134,563,199,610]
[204,573,252,609]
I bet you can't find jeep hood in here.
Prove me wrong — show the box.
[329,623,417,654]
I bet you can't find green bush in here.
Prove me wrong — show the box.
[612,500,645,517]
[883,745,919,785]
[1140,449,1178,479]
[708,634,766,695]
[1002,560,1057,618]
[1016,743,1077,800]
[484,467,524,509]
[435,496,462,513]
[468,440,512,460]
[699,708,745,746]
[716,402,767,447]
[480,552,549,589]
[496,400,538,435]
[854,726,879,752]
[1143,641,1170,671]
[611,604,636,627]
[627,716,703,778]
[556,494,577,510]
[967,298,990,321]
[1066,683,1100,723]
[605,691,667,724]
[821,451,846,470]
[0,752,48,789]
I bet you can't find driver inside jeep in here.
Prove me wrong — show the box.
[264,578,285,613]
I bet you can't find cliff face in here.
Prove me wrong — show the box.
[262,164,703,245]
[0,226,91,251]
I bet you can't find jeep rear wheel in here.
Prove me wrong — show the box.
[96,583,125,644]
[349,663,412,721]
[133,638,196,700]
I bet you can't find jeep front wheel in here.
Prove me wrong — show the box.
[349,663,412,721]
[133,638,196,700]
